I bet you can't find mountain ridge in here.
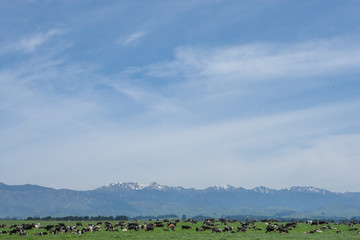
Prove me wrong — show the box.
[95,181,352,194]
[1,182,360,218]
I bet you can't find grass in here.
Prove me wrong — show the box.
[0,220,359,239]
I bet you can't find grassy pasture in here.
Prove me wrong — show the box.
[0,220,359,239]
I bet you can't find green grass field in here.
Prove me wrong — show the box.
[0,220,359,239]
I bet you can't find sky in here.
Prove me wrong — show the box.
[1,0,360,192]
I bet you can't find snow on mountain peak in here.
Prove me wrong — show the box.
[98,182,333,195]
[208,184,235,191]
[287,186,329,194]
[252,186,273,194]
[99,182,166,191]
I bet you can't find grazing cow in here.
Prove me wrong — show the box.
[266,224,278,233]
[106,227,118,232]
[181,225,191,230]
[167,222,177,227]
[305,229,323,234]
[93,225,101,232]
[22,223,35,230]
[277,226,289,233]
[115,222,126,228]
[9,228,22,235]
[185,219,197,224]
[128,223,139,231]
[211,227,223,233]
[204,219,216,226]
[154,222,164,227]
[32,232,48,236]
[167,224,175,231]
[82,226,93,233]
[67,225,77,232]
[311,221,327,226]
[223,226,233,232]
[145,224,154,231]
[44,225,55,231]
[285,222,297,229]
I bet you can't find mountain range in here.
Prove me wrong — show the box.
[1,182,360,219]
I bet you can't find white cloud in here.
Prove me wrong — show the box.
[14,29,63,53]
[116,31,146,46]
[146,39,360,88]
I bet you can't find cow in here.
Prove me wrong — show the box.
[237,226,247,233]
[223,226,233,232]
[167,223,175,231]
[277,226,289,233]
[154,222,164,227]
[181,225,191,230]
[127,223,139,231]
[32,232,48,236]
[144,224,154,231]
[211,227,223,233]
[266,224,278,233]
[44,225,55,231]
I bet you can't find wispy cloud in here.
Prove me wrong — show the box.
[146,39,360,88]
[13,29,63,53]
[116,31,146,46]
[111,38,360,124]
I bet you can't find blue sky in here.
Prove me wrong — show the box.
[1,0,360,191]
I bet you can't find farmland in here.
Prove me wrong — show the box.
[0,219,359,239]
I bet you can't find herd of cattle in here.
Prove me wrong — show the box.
[0,218,359,236]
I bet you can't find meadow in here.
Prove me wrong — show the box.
[0,219,359,239]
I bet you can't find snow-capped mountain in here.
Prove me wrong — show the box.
[206,184,236,191]
[98,182,163,191]
[286,186,330,194]
[95,182,342,195]
[252,186,274,194]
[96,182,184,192]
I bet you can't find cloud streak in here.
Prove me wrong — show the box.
[6,29,63,53]
[146,39,360,87]
[116,31,146,46]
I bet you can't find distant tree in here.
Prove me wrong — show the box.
[181,214,187,221]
